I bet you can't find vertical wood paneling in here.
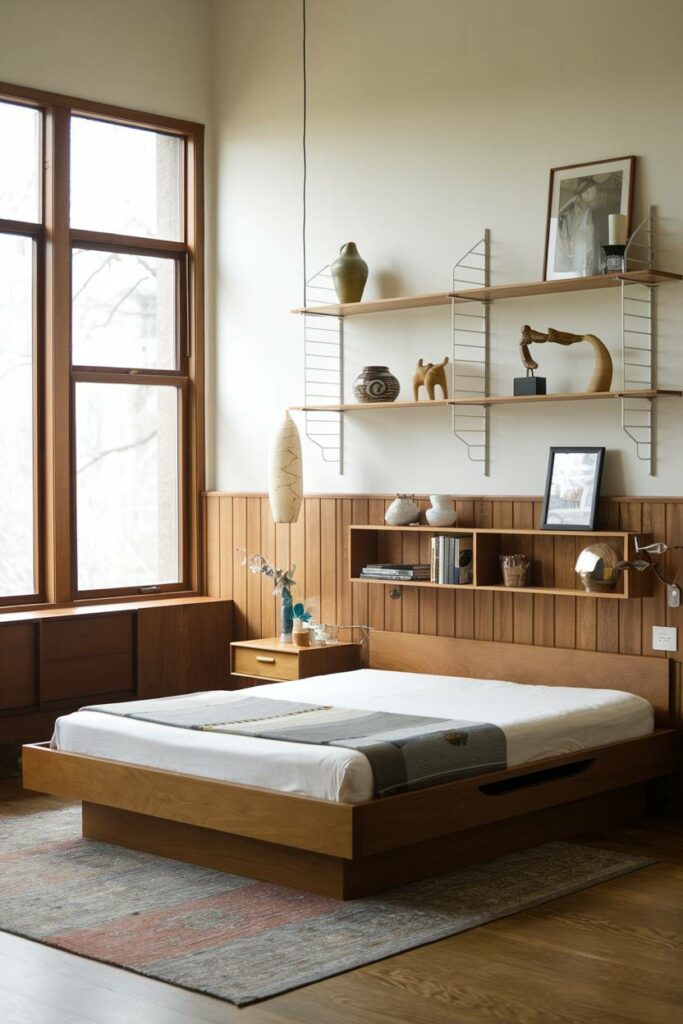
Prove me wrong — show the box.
[367,499,386,631]
[532,501,555,648]
[383,500,403,634]
[204,496,220,597]
[206,493,683,726]
[260,497,276,640]
[218,495,234,599]
[290,497,306,617]
[400,532,420,635]
[231,498,247,640]
[320,499,337,626]
[512,501,534,646]
[642,501,667,658]
[246,497,262,639]
[351,499,369,631]
[454,500,474,639]
[493,502,514,644]
[619,502,642,655]
[474,500,493,641]
[552,520,573,647]
[337,499,353,631]
[596,501,620,654]
[305,499,322,624]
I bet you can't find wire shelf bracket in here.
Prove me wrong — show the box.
[451,230,491,474]
[302,264,344,472]
[621,206,657,474]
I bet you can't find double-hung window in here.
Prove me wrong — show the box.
[0,83,204,607]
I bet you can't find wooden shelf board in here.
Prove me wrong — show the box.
[292,389,681,414]
[458,389,682,407]
[292,292,452,317]
[350,525,634,538]
[475,584,626,599]
[291,398,452,412]
[351,577,474,591]
[350,576,625,598]
[450,269,682,302]
[292,269,681,318]
[351,524,472,533]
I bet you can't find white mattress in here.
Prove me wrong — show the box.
[52,669,654,804]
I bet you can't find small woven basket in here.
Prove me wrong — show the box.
[500,554,531,588]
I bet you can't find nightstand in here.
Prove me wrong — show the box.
[230,637,361,684]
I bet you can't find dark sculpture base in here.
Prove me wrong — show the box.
[513,376,547,396]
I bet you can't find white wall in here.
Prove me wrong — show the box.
[212,0,683,497]
[0,0,210,123]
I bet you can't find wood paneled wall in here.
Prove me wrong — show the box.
[204,493,683,725]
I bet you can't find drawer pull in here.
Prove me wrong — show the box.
[256,656,276,664]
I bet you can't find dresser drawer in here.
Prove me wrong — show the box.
[41,613,133,661]
[40,613,134,702]
[0,623,36,710]
[232,646,299,680]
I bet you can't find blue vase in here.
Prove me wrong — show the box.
[280,587,294,642]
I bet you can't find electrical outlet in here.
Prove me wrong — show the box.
[652,626,678,652]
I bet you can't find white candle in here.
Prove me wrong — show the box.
[609,213,628,245]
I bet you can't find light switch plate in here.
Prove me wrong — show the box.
[652,625,678,652]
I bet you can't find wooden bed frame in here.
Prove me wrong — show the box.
[22,631,680,899]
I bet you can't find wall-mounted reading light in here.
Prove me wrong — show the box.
[615,536,682,608]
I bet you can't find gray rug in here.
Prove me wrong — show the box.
[0,806,653,1005]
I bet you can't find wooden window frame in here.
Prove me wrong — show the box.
[0,81,205,610]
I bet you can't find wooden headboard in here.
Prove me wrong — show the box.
[368,630,672,727]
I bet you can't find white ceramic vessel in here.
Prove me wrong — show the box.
[268,411,303,524]
[385,494,420,526]
[425,494,457,527]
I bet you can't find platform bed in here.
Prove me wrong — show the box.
[23,631,680,900]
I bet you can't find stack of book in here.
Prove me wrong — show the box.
[360,563,431,582]
[430,535,473,584]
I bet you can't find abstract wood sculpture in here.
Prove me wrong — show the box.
[413,356,449,401]
[519,325,613,393]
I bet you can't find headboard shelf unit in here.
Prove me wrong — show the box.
[349,525,651,600]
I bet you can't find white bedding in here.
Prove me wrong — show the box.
[52,669,654,804]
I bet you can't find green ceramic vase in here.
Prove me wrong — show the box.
[331,242,368,304]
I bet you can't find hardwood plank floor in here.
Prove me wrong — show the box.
[1,782,681,1024]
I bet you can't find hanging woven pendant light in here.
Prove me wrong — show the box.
[268,411,303,523]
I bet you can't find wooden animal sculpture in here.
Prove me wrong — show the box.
[413,356,449,401]
[519,325,613,393]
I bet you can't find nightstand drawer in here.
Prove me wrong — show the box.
[233,646,300,680]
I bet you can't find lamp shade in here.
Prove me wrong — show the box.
[268,411,303,524]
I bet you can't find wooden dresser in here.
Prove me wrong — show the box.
[0,597,232,743]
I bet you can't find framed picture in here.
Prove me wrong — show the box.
[541,447,605,530]
[543,156,635,280]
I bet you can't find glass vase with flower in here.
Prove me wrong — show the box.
[245,553,298,642]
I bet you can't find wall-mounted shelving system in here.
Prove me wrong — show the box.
[293,210,682,475]
[349,525,652,600]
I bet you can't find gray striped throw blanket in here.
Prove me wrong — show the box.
[84,694,507,798]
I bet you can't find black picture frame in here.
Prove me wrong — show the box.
[541,447,605,531]
[542,156,636,281]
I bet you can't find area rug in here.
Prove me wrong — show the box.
[0,806,653,1006]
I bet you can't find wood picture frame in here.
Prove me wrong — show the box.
[543,156,636,281]
[541,447,605,531]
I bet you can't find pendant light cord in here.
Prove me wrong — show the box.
[302,0,307,309]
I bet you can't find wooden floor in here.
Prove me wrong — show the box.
[1,780,681,1024]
